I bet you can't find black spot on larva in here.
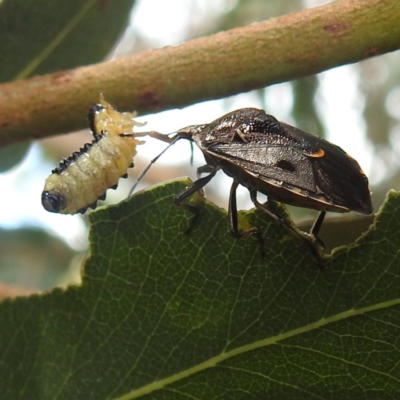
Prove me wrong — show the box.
[52,133,105,175]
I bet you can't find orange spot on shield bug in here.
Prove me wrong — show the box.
[305,148,325,158]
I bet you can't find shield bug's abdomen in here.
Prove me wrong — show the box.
[42,96,145,214]
[193,108,372,215]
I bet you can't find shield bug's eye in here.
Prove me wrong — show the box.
[136,107,373,266]
[41,191,65,213]
[42,95,149,215]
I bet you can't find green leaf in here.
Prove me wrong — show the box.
[0,0,136,82]
[1,179,399,399]
[0,142,30,173]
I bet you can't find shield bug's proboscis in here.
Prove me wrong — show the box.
[42,95,148,214]
[135,108,373,263]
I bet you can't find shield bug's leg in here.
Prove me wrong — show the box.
[249,190,287,226]
[228,180,240,237]
[228,181,265,255]
[174,167,218,234]
[196,164,215,198]
[249,190,324,266]
[197,164,214,179]
[310,211,326,249]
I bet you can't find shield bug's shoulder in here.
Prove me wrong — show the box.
[42,95,147,215]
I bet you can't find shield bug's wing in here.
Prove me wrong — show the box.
[207,141,318,194]
[42,96,147,215]
[280,122,373,215]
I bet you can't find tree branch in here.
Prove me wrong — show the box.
[0,0,399,146]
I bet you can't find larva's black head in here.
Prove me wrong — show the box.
[88,104,106,135]
[41,191,66,213]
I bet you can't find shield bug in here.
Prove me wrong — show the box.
[138,108,373,260]
[42,95,147,214]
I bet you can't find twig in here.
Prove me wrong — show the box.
[0,0,399,146]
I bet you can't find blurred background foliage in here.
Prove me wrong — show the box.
[0,0,399,296]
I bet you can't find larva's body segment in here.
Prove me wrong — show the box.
[42,96,145,214]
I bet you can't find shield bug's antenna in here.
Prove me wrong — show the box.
[128,132,181,197]
[128,125,201,197]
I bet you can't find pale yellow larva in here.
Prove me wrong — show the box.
[42,96,146,214]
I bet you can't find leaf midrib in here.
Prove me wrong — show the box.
[115,297,400,400]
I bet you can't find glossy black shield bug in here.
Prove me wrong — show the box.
[42,96,147,214]
[136,108,373,260]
